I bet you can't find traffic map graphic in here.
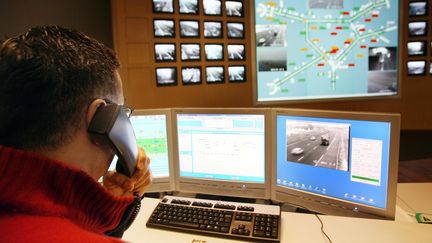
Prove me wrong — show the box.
[254,0,399,101]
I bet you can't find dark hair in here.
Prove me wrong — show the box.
[0,25,120,150]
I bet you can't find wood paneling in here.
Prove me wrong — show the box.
[111,0,432,130]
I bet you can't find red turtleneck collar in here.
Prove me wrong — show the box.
[0,145,134,241]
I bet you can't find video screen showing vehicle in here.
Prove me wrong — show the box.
[276,114,392,209]
[254,0,399,102]
[285,120,350,171]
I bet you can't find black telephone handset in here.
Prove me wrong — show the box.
[87,103,138,177]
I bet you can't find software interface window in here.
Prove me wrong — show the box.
[276,115,392,209]
[130,114,170,178]
[176,113,266,183]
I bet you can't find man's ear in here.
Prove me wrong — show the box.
[86,99,107,127]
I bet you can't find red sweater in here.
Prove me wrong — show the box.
[0,146,135,242]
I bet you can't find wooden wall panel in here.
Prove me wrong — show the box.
[112,0,432,130]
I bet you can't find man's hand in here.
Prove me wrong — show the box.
[103,147,152,197]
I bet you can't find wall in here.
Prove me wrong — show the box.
[0,0,113,48]
[111,0,432,130]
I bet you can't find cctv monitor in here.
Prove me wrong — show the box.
[271,108,400,219]
[130,109,175,192]
[173,108,271,199]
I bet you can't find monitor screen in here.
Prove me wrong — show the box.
[129,109,175,192]
[253,0,400,103]
[174,108,271,199]
[272,109,400,219]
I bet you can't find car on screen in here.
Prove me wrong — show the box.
[320,135,330,146]
[290,147,304,155]
[310,136,316,141]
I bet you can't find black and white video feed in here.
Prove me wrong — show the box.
[225,1,244,17]
[257,48,287,71]
[179,0,199,14]
[154,44,176,61]
[409,1,427,16]
[227,44,245,60]
[203,0,222,15]
[228,66,246,82]
[407,41,426,56]
[430,63,432,75]
[368,47,397,71]
[408,21,427,36]
[206,66,224,83]
[153,0,174,13]
[309,0,343,9]
[285,120,350,171]
[227,22,244,38]
[205,44,223,61]
[256,24,287,47]
[156,67,177,86]
[182,67,201,84]
[407,61,426,76]
[181,44,201,61]
[153,20,175,37]
[180,20,199,37]
[204,21,222,38]
[367,47,397,93]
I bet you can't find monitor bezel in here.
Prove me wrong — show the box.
[270,108,400,219]
[131,109,176,192]
[172,107,272,199]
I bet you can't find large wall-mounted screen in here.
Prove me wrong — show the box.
[254,0,399,102]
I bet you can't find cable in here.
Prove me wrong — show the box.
[396,194,417,214]
[314,213,333,243]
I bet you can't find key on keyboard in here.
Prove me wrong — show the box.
[146,196,281,242]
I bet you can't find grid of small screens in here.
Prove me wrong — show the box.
[118,108,399,219]
[152,0,247,86]
[272,109,400,219]
[406,1,431,76]
[173,108,270,199]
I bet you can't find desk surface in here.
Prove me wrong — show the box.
[123,183,432,243]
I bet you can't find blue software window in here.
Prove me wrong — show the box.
[177,114,265,183]
[276,115,391,209]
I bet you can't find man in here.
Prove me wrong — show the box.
[0,25,151,242]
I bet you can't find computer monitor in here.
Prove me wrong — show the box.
[173,108,271,199]
[129,109,175,192]
[271,108,400,219]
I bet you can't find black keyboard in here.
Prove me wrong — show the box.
[146,196,281,242]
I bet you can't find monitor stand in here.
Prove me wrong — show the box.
[195,193,256,204]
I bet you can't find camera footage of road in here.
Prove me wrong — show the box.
[286,125,349,171]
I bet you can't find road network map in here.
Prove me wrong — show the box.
[254,0,399,101]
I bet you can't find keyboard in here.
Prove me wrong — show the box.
[146,196,281,242]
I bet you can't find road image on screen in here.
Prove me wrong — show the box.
[254,0,399,102]
[130,115,170,178]
[177,114,265,183]
[286,120,350,171]
[276,115,392,209]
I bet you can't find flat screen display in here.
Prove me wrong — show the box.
[254,0,400,102]
[130,115,170,178]
[275,114,392,209]
[177,113,266,183]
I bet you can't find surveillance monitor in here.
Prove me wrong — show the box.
[408,21,427,36]
[271,108,400,219]
[407,41,426,56]
[173,108,271,199]
[407,61,426,76]
[409,1,427,16]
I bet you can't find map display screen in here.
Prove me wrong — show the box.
[254,0,399,102]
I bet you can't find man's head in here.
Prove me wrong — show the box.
[0,25,122,151]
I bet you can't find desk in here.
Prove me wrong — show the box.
[123,183,432,243]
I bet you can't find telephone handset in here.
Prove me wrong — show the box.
[87,102,138,177]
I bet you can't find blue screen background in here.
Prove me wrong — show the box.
[276,115,391,209]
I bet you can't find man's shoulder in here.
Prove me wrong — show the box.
[0,214,124,242]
